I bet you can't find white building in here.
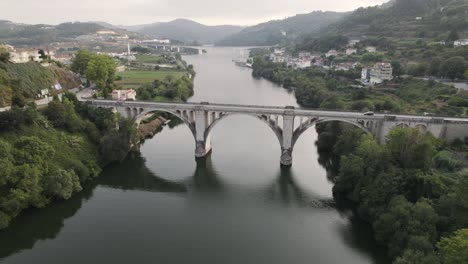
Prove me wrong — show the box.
[365,46,377,53]
[325,49,338,58]
[295,60,311,69]
[370,62,393,85]
[361,68,372,83]
[9,49,41,63]
[112,89,137,101]
[346,48,357,55]
[348,39,360,47]
[96,30,116,35]
[454,39,468,47]
[298,52,311,60]
[335,62,358,71]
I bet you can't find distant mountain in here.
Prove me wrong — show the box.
[215,11,347,47]
[122,19,244,44]
[0,21,140,46]
[314,0,468,39]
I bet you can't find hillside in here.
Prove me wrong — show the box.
[315,0,468,40]
[123,19,244,44]
[0,21,140,46]
[0,61,80,107]
[216,11,347,46]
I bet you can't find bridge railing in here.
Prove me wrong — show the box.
[88,99,468,122]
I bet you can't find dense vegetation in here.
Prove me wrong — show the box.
[216,11,346,46]
[252,56,467,116]
[0,93,136,230]
[136,75,194,102]
[315,123,468,263]
[71,49,116,96]
[314,0,468,40]
[0,60,80,107]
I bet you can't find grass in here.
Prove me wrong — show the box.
[135,54,169,64]
[115,70,186,89]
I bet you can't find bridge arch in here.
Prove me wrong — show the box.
[291,118,371,149]
[133,108,197,141]
[203,113,284,148]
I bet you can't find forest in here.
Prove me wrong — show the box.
[0,93,136,230]
[315,122,468,263]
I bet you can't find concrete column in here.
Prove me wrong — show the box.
[281,112,295,167]
[194,110,212,158]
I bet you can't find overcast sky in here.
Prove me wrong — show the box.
[1,0,387,26]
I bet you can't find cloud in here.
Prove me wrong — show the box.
[0,0,388,25]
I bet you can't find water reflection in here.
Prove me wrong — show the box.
[264,167,335,208]
[0,152,186,260]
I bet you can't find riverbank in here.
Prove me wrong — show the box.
[0,94,136,230]
[137,116,167,139]
[251,54,468,262]
[315,120,468,263]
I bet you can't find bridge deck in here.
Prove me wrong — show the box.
[89,99,468,123]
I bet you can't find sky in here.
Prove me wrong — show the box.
[1,0,387,26]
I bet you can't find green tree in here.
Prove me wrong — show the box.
[84,54,116,95]
[43,169,82,200]
[71,49,94,75]
[11,91,26,108]
[441,57,466,80]
[437,229,468,264]
[446,30,459,43]
[386,127,438,171]
[391,60,404,77]
[0,50,9,63]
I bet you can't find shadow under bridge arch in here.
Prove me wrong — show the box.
[133,107,197,143]
[291,117,373,149]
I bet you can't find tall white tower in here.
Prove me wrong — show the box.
[127,43,131,56]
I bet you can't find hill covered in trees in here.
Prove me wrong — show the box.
[216,11,347,47]
[0,94,136,230]
[0,21,140,46]
[0,60,80,107]
[312,0,468,40]
[124,19,244,44]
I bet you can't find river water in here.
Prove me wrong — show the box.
[0,47,387,264]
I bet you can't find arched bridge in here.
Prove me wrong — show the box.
[90,100,468,167]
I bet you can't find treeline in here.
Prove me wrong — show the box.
[0,93,136,229]
[316,0,467,40]
[316,123,467,263]
[252,56,467,116]
[136,75,194,102]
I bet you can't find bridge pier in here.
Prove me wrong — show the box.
[194,110,212,159]
[280,111,295,167]
[195,141,212,158]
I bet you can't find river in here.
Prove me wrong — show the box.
[0,47,387,264]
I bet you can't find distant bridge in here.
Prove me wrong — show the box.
[139,44,204,54]
[90,100,468,166]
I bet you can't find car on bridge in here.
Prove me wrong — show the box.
[364,111,374,116]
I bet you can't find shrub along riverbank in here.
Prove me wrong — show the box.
[316,123,468,263]
[0,93,136,230]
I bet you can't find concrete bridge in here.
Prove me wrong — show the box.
[90,100,468,167]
